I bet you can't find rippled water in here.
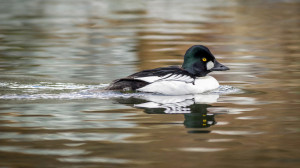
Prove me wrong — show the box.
[0,0,300,167]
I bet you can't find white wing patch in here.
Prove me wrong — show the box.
[163,74,194,83]
[134,76,161,83]
[135,74,194,83]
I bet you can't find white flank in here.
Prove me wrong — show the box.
[178,75,194,82]
[137,76,219,95]
[207,61,214,70]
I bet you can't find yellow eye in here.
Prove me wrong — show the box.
[202,58,207,62]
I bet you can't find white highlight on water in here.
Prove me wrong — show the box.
[0,82,242,100]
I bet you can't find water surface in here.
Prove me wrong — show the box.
[0,0,299,168]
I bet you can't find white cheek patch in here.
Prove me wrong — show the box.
[206,61,214,70]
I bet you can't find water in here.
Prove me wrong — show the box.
[0,0,299,167]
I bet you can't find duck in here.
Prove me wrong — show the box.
[106,45,229,95]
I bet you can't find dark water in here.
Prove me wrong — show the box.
[0,0,300,167]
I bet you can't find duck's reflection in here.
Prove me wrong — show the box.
[183,104,215,128]
[115,94,219,129]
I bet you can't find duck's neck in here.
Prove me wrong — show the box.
[182,64,210,77]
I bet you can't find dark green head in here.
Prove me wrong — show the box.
[182,45,229,77]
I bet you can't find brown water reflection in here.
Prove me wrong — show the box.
[0,0,300,168]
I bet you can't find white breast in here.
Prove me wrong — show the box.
[137,76,219,95]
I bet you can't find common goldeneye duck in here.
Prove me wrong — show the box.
[106,45,229,95]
